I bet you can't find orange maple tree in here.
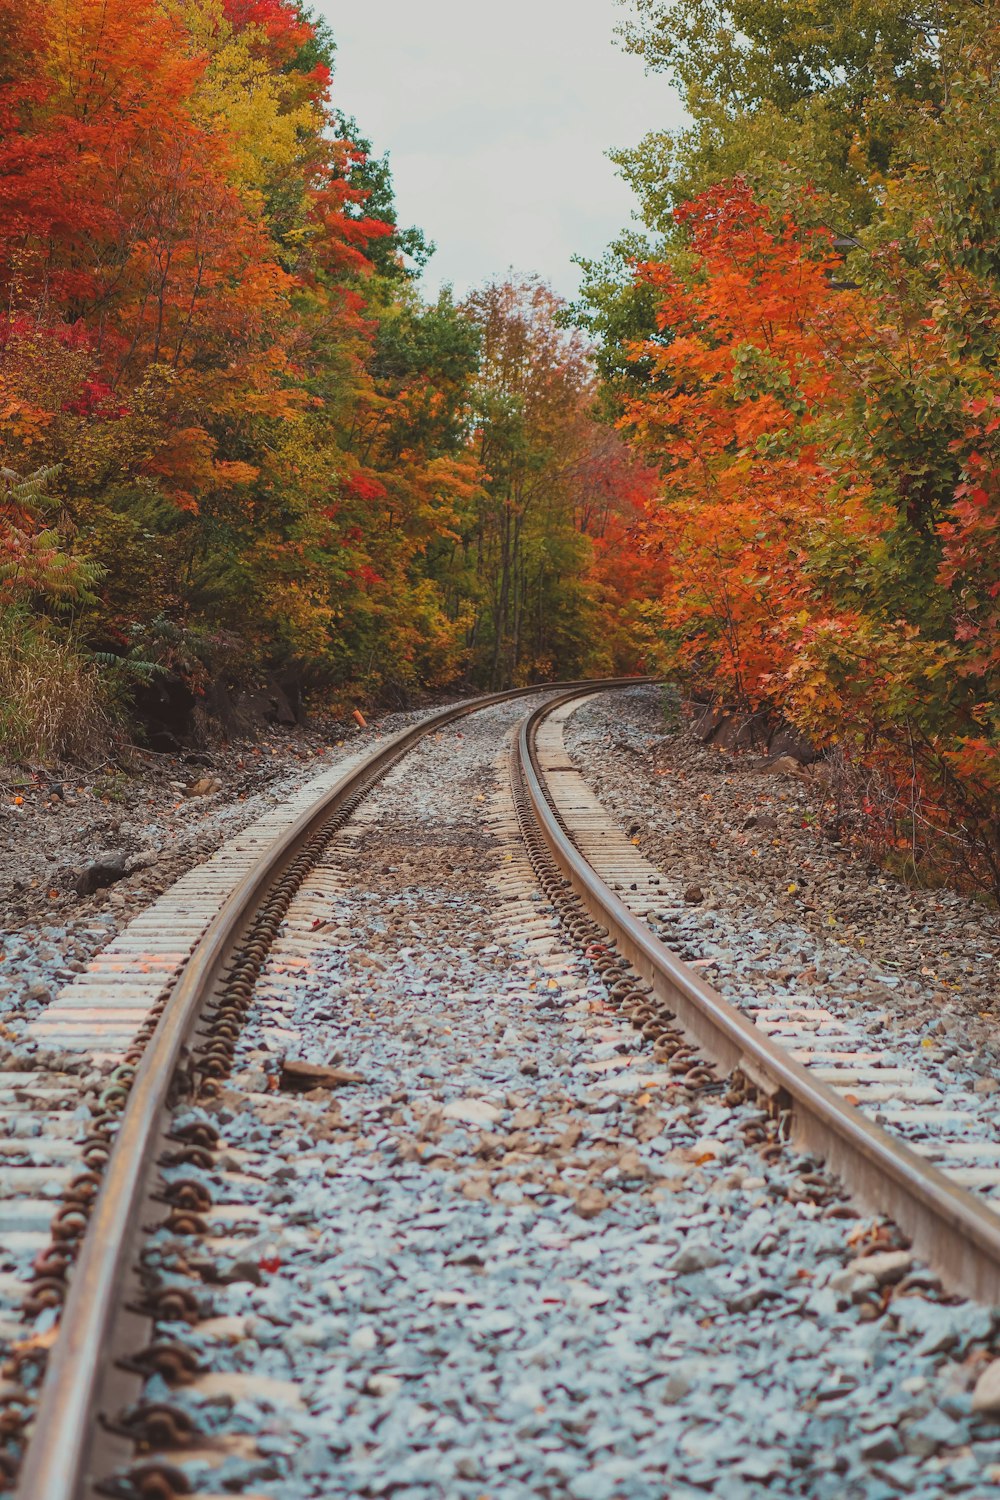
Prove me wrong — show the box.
[622,176,1000,894]
[623,180,882,716]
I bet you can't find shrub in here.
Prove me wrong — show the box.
[0,612,120,764]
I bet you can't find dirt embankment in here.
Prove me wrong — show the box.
[0,712,423,1014]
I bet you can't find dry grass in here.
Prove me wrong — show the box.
[0,615,119,764]
[820,742,999,904]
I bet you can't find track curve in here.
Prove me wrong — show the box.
[12,679,643,1500]
[518,690,1000,1304]
[11,676,1000,1500]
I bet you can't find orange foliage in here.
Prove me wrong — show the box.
[623,177,1000,894]
[623,180,881,713]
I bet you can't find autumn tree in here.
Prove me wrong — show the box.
[617,0,973,235]
[616,159,1000,893]
[0,0,658,756]
[0,0,482,727]
[448,277,656,686]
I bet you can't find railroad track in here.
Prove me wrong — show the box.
[522,691,1000,1298]
[3,680,639,1498]
[3,680,1000,1499]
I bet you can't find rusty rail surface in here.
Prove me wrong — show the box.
[16,678,645,1500]
[519,690,1000,1304]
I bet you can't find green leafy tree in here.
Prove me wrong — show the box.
[617,0,976,235]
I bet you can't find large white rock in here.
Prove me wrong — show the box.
[973,1360,1000,1415]
[850,1250,912,1286]
[442,1097,502,1125]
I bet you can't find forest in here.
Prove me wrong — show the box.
[2,0,1000,896]
[0,0,657,752]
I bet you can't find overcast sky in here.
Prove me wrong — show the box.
[316,0,685,301]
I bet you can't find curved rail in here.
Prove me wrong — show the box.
[518,690,1000,1304]
[16,678,645,1500]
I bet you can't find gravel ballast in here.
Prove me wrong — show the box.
[0,708,467,1049]
[124,695,1000,1499]
[563,688,1000,1162]
[563,686,999,1042]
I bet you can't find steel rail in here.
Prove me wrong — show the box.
[519,690,1000,1304]
[16,677,647,1500]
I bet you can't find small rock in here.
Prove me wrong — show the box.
[727,1283,780,1313]
[125,850,156,874]
[849,1273,880,1302]
[197,1315,248,1343]
[365,1373,401,1398]
[568,1468,619,1500]
[253,1096,307,1125]
[349,1326,377,1353]
[220,1258,263,1286]
[574,1187,609,1220]
[234,1067,270,1093]
[767,754,806,778]
[683,885,704,905]
[851,1250,912,1286]
[192,1372,304,1409]
[279,1059,364,1091]
[633,1111,664,1143]
[670,1241,725,1275]
[73,852,127,896]
[892,1295,978,1356]
[743,812,778,831]
[184,775,222,798]
[418,1107,444,1139]
[860,1427,903,1462]
[616,1150,649,1182]
[568,1281,609,1307]
[829,1264,878,1300]
[905,1408,965,1456]
[972,1359,1000,1415]
[660,1370,692,1403]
